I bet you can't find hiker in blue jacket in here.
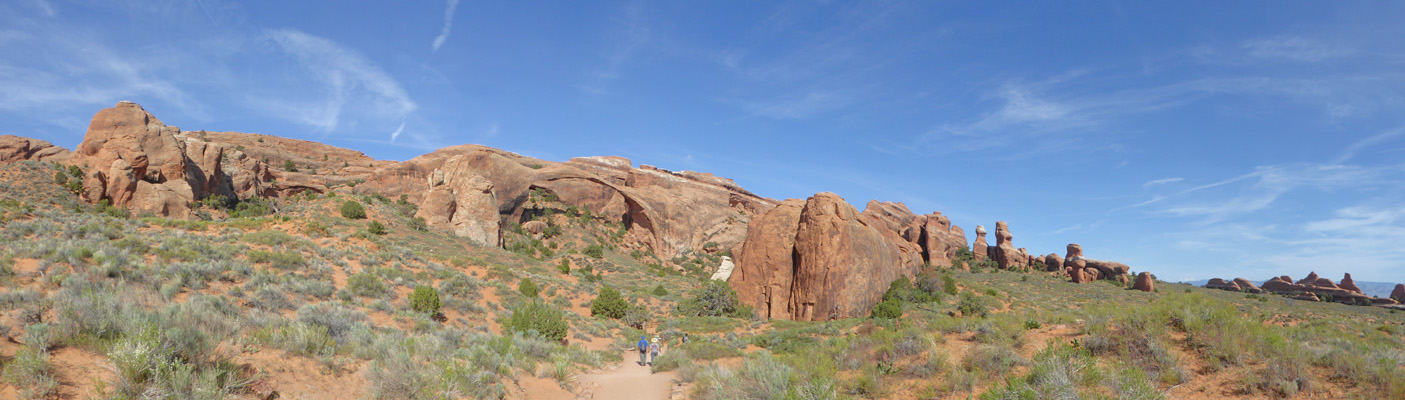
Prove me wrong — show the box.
[637,334,649,366]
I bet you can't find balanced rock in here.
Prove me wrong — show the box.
[1133,272,1154,292]
[971,225,988,262]
[988,221,1025,269]
[414,161,499,246]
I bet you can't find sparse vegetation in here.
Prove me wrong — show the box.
[340,199,366,219]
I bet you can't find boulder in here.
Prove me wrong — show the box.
[413,163,499,246]
[1339,273,1362,294]
[1232,278,1263,294]
[1043,253,1063,272]
[1133,272,1154,292]
[709,256,735,281]
[0,135,70,165]
[971,225,989,263]
[1393,284,1405,302]
[1205,278,1241,292]
[521,220,548,238]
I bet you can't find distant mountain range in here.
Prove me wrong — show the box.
[1182,278,1398,299]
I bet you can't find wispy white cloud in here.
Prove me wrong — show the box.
[263,29,417,136]
[1242,36,1353,63]
[431,0,460,52]
[1157,164,1379,223]
[1142,177,1183,187]
[1336,126,1405,163]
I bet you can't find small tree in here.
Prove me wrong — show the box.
[408,286,441,315]
[283,159,298,172]
[678,280,751,318]
[367,220,387,235]
[407,217,427,231]
[870,297,902,319]
[590,286,628,319]
[507,301,568,342]
[518,278,539,298]
[622,305,651,329]
[583,244,604,259]
[557,259,571,275]
[340,200,366,219]
[652,284,668,296]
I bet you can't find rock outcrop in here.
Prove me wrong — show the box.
[1133,272,1154,292]
[1204,278,1264,294]
[1261,274,1375,305]
[731,193,923,321]
[1043,253,1063,272]
[1063,243,1131,283]
[1338,273,1362,294]
[971,225,988,263]
[988,221,1027,269]
[66,101,246,217]
[414,163,499,246]
[0,135,70,165]
[1393,284,1405,302]
[912,212,968,268]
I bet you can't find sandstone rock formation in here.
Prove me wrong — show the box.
[911,212,968,268]
[988,221,1027,269]
[1205,278,1264,294]
[1233,278,1263,294]
[65,101,250,217]
[1133,272,1154,292]
[730,199,804,320]
[1063,243,1131,284]
[521,220,548,239]
[1261,274,1375,305]
[731,193,923,321]
[1394,284,1405,302]
[971,225,988,262]
[1338,273,1362,294]
[0,135,70,165]
[414,164,499,246]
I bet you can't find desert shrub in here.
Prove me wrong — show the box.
[24,323,53,351]
[583,244,604,259]
[1,348,57,399]
[518,277,539,298]
[622,305,651,330]
[296,302,366,341]
[652,284,669,296]
[407,217,427,231]
[347,272,388,298]
[557,259,570,274]
[591,287,629,319]
[943,274,959,295]
[678,280,752,318]
[957,292,991,318]
[340,200,366,219]
[243,230,297,247]
[283,159,297,172]
[507,301,568,342]
[408,286,442,315]
[248,250,306,269]
[871,297,902,320]
[229,198,274,218]
[367,220,387,235]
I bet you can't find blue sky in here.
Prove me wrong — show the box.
[3,1,1405,283]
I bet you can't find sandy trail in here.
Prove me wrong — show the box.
[576,350,678,399]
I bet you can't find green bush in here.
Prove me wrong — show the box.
[347,272,388,298]
[367,220,387,235]
[871,297,903,319]
[652,284,669,296]
[408,217,427,231]
[943,274,958,295]
[229,198,273,218]
[957,292,990,318]
[583,244,604,259]
[557,259,570,275]
[247,250,306,270]
[518,278,539,298]
[678,280,752,318]
[53,171,67,185]
[408,286,442,315]
[507,301,568,342]
[623,305,651,329]
[591,286,629,319]
[340,200,366,219]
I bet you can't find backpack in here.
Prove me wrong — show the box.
[637,339,648,352]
